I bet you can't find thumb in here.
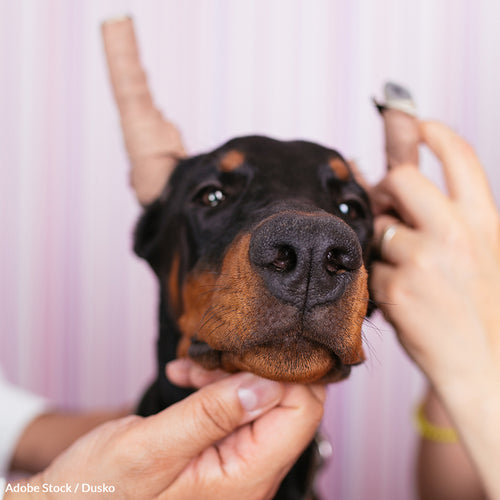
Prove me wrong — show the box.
[136,372,284,483]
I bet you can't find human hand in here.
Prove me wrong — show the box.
[18,369,324,500]
[370,121,500,499]
[371,121,500,388]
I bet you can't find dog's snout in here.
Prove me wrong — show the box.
[249,212,362,308]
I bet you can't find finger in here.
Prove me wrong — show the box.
[166,384,326,500]
[370,165,456,233]
[308,382,327,404]
[420,121,496,213]
[374,215,421,265]
[369,261,400,318]
[246,384,325,473]
[229,384,326,465]
[102,16,186,205]
[129,372,284,490]
[215,384,326,492]
[166,358,229,388]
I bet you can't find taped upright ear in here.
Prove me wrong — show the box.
[373,82,420,170]
[102,16,187,206]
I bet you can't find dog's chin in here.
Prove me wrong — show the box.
[221,337,350,383]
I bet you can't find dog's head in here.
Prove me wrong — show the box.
[135,136,373,383]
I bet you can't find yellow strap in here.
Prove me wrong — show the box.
[414,402,459,444]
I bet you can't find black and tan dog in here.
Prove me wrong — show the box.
[102,18,375,500]
[134,136,374,499]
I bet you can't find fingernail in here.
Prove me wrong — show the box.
[237,374,282,413]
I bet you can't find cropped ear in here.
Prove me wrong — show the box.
[373,81,419,170]
[133,200,166,270]
[102,17,186,206]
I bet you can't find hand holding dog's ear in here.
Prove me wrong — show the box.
[371,121,500,382]
[102,17,186,206]
[25,372,324,500]
[370,121,500,500]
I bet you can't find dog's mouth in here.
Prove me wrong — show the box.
[232,335,353,383]
[185,317,358,383]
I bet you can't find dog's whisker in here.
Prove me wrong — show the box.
[362,317,383,337]
[199,303,233,330]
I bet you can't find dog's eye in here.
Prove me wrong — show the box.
[338,199,366,220]
[195,186,227,207]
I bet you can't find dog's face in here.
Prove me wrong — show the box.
[135,136,373,383]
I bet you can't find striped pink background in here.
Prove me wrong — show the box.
[2,1,500,498]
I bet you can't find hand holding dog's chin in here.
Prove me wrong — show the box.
[15,369,324,500]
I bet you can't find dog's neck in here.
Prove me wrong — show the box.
[157,288,181,366]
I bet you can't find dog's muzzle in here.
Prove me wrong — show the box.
[179,209,368,383]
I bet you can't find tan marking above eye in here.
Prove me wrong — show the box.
[329,158,351,180]
[218,150,245,172]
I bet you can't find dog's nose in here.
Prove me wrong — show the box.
[248,212,362,308]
